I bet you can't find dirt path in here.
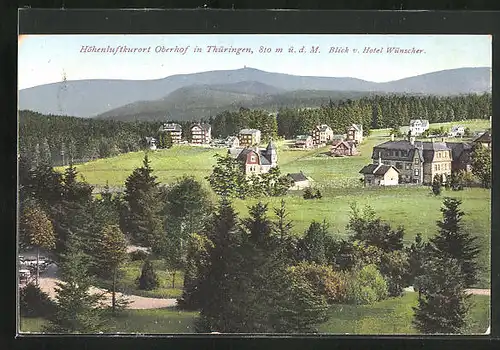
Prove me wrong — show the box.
[38,264,177,310]
[404,286,490,296]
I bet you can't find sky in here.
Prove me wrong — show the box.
[18,34,491,90]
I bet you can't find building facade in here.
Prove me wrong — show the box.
[190,123,212,144]
[359,163,400,186]
[295,135,314,149]
[159,123,182,143]
[229,141,277,176]
[346,124,364,145]
[312,124,334,146]
[369,136,453,185]
[239,129,261,147]
[409,119,430,136]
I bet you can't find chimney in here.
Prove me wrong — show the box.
[410,136,415,145]
[391,133,395,141]
[378,152,382,165]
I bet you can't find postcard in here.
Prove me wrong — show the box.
[17,32,491,336]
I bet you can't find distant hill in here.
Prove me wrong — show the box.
[96,84,392,122]
[18,67,491,118]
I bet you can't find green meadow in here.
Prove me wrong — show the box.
[58,119,491,288]
[19,292,489,335]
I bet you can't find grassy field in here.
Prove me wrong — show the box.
[19,292,489,335]
[94,259,184,299]
[58,120,491,288]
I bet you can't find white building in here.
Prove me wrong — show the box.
[409,119,430,136]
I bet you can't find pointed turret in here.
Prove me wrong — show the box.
[265,140,278,166]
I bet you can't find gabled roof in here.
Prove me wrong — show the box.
[409,119,429,127]
[160,123,182,132]
[191,123,211,131]
[445,142,473,160]
[287,172,308,182]
[315,124,332,132]
[240,129,260,134]
[474,131,491,143]
[332,140,355,149]
[265,140,277,151]
[359,163,400,175]
[348,124,363,131]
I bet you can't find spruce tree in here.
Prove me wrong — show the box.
[298,221,327,264]
[406,233,429,295]
[137,258,159,290]
[429,197,480,287]
[412,256,471,334]
[95,224,129,314]
[432,174,442,196]
[122,154,163,247]
[196,199,245,332]
[44,234,106,334]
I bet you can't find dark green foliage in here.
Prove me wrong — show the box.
[432,174,443,196]
[297,220,329,264]
[413,257,472,334]
[20,283,57,318]
[211,108,278,140]
[314,189,322,199]
[303,187,315,199]
[137,259,159,291]
[44,234,106,334]
[207,154,249,199]
[161,176,212,288]
[470,143,491,189]
[347,203,404,253]
[128,249,149,261]
[19,110,157,166]
[177,233,214,311]
[450,171,465,191]
[406,233,429,290]
[379,250,410,297]
[196,199,245,332]
[429,197,480,287]
[122,154,163,247]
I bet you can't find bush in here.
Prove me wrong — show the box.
[288,262,348,304]
[129,249,149,261]
[303,187,315,199]
[20,283,57,318]
[136,259,159,290]
[345,264,388,305]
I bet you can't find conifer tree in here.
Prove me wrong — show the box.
[44,234,106,334]
[406,233,429,295]
[470,143,491,188]
[432,174,443,196]
[137,258,159,290]
[122,154,163,247]
[412,256,471,334]
[95,224,129,314]
[429,197,480,287]
[196,199,245,332]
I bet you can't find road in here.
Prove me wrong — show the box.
[38,263,177,309]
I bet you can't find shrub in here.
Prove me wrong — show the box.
[136,259,159,290]
[303,187,315,199]
[129,249,149,261]
[288,262,348,304]
[345,264,388,305]
[314,189,322,199]
[20,283,57,318]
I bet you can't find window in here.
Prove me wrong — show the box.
[405,163,412,170]
[414,158,419,165]
[251,155,256,162]
[396,162,403,170]
[414,169,419,176]
[437,152,441,158]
